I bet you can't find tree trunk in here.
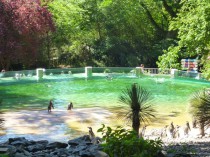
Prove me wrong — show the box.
[162,0,177,18]
[200,122,205,137]
[132,112,140,135]
[140,2,165,35]
[46,32,51,68]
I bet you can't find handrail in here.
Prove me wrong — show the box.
[0,67,204,81]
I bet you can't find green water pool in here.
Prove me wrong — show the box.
[0,73,210,141]
[1,73,209,111]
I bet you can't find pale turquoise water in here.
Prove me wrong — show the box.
[0,73,210,141]
[1,74,209,111]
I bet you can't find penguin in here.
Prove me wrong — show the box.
[88,127,95,140]
[184,121,191,136]
[88,127,102,144]
[139,126,147,138]
[168,122,175,138]
[192,119,197,128]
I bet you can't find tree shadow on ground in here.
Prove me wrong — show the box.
[0,107,112,141]
[168,111,181,117]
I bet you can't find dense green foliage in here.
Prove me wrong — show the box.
[189,89,210,136]
[0,0,54,70]
[1,0,210,79]
[97,124,163,157]
[45,0,178,68]
[119,83,156,135]
[157,0,210,79]
[49,0,162,66]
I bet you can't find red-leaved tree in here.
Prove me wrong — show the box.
[0,0,54,70]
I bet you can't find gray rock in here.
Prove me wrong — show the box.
[68,135,91,146]
[27,143,46,152]
[92,150,109,157]
[0,136,110,157]
[46,142,68,149]
[88,144,102,152]
[173,153,191,157]
[15,152,27,157]
[79,150,93,157]
[154,150,166,157]
[72,144,88,154]
[8,137,27,144]
[11,140,27,146]
[53,148,71,156]
[1,144,17,156]
[32,151,48,157]
[26,140,36,146]
[36,140,49,146]
[23,150,32,156]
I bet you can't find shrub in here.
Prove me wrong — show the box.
[119,84,156,135]
[189,89,210,136]
[104,69,111,73]
[97,124,163,157]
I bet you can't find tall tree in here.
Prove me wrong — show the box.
[48,0,102,67]
[49,0,173,67]
[0,0,54,70]
[157,0,210,79]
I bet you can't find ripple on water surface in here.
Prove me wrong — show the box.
[0,74,210,141]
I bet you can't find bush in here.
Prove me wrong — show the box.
[97,124,163,157]
[189,89,210,136]
[104,69,111,73]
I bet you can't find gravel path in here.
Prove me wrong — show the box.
[163,141,210,157]
[144,126,210,157]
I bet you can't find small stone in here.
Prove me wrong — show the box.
[92,150,109,157]
[46,142,68,149]
[0,147,8,153]
[8,137,26,144]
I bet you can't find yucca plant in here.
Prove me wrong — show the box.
[189,89,210,136]
[119,83,156,135]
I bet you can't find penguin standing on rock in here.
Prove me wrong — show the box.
[168,122,175,138]
[88,127,95,140]
[184,121,191,136]
[88,127,101,144]
[139,126,147,138]
[174,125,180,138]
[160,125,168,138]
[192,119,197,128]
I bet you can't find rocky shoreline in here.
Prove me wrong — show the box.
[1,134,210,157]
[1,123,210,157]
[0,135,108,157]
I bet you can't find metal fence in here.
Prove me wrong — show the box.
[177,70,203,79]
[0,67,206,81]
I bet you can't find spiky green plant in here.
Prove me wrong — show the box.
[189,89,210,136]
[119,83,156,135]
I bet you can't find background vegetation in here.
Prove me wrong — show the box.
[1,0,210,79]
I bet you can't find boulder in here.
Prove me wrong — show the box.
[27,143,46,152]
[46,142,68,149]
[0,135,108,157]
[68,135,91,146]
